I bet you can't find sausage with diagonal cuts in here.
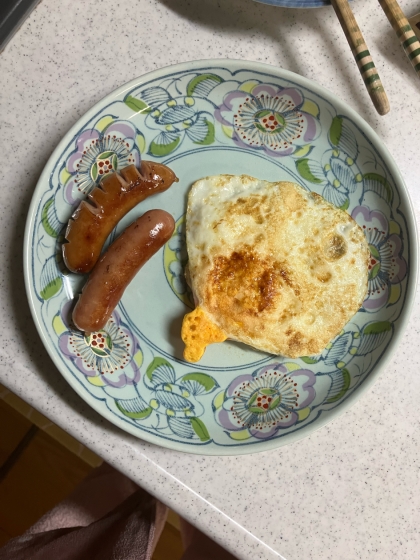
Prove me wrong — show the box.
[63,162,178,274]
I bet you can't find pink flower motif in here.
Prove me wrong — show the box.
[63,120,142,204]
[215,84,320,157]
[214,364,316,440]
[58,301,140,388]
[352,205,407,311]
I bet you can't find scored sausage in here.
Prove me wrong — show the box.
[63,161,178,274]
[72,209,175,333]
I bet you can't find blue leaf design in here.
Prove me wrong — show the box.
[323,332,354,366]
[338,123,358,160]
[138,86,171,108]
[326,369,351,403]
[168,417,211,441]
[157,105,196,124]
[322,184,348,208]
[363,173,393,204]
[168,417,196,439]
[331,158,357,193]
[155,389,194,413]
[185,116,215,145]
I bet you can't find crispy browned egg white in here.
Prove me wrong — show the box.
[181,175,369,362]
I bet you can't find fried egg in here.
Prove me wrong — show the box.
[181,175,369,362]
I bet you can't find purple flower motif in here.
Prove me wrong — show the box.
[58,301,140,388]
[352,205,407,312]
[214,364,316,440]
[215,84,320,157]
[63,120,142,204]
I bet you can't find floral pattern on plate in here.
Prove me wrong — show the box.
[26,62,414,454]
[214,363,316,440]
[163,215,194,308]
[62,118,144,204]
[54,303,142,389]
[215,84,321,157]
[352,205,407,312]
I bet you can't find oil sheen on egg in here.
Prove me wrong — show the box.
[181,175,369,362]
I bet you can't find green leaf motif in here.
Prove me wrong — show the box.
[363,173,393,204]
[41,198,63,238]
[369,263,381,280]
[329,117,358,158]
[148,134,181,157]
[293,144,315,158]
[261,388,277,396]
[40,277,63,300]
[295,159,323,184]
[91,348,109,357]
[189,417,211,442]
[329,116,343,147]
[339,198,350,211]
[249,406,263,413]
[301,356,320,364]
[40,255,63,300]
[255,123,267,133]
[91,162,98,181]
[363,321,392,335]
[41,199,56,237]
[247,393,258,406]
[326,368,351,403]
[100,151,114,158]
[146,357,175,384]
[186,73,223,97]
[116,398,153,420]
[193,119,215,146]
[181,373,219,395]
[369,244,380,259]
[124,95,151,114]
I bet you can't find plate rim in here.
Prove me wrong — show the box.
[253,0,331,8]
[23,58,419,455]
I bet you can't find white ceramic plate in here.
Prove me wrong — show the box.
[24,60,417,454]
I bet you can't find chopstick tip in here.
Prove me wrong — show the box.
[372,91,390,116]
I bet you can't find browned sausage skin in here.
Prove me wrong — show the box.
[72,210,175,333]
[63,162,178,274]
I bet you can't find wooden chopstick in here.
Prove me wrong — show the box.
[378,0,420,78]
[331,0,390,116]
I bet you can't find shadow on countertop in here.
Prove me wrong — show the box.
[157,0,376,121]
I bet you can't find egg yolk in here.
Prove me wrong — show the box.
[181,307,227,362]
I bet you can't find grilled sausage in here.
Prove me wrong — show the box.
[63,161,178,274]
[72,210,175,332]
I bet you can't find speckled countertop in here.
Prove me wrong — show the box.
[1,0,420,558]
